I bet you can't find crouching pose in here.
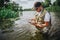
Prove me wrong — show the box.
[29,2,51,40]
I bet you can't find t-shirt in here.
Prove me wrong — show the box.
[44,11,51,22]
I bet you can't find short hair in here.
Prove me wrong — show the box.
[34,2,42,8]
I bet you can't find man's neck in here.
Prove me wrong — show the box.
[37,10,42,13]
[37,8,44,13]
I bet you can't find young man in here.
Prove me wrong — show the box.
[29,2,51,34]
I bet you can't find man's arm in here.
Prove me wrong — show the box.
[29,15,36,24]
[32,21,49,28]
[29,18,37,25]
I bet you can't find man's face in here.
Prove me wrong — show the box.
[36,5,43,12]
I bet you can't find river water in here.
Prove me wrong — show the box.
[0,11,60,40]
[0,11,44,40]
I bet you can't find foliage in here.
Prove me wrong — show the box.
[0,0,10,7]
[5,2,19,12]
[53,0,60,6]
[45,0,60,12]
[0,0,20,29]
[46,6,60,12]
[23,8,33,11]
[44,0,51,7]
[0,20,14,30]
[0,8,19,29]
[19,6,23,11]
[41,0,51,8]
[0,0,4,7]
[0,1,19,20]
[0,8,19,20]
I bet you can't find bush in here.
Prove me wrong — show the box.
[45,6,60,12]
[0,1,19,30]
[0,8,19,30]
[0,8,19,20]
[0,20,14,30]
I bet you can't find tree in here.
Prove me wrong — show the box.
[0,0,4,7]
[19,6,23,11]
[45,0,51,7]
[0,0,10,7]
[53,0,60,6]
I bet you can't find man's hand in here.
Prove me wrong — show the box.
[30,22,43,28]
[29,20,37,25]
[28,18,37,24]
[29,18,36,21]
[36,24,43,28]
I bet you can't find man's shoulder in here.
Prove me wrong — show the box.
[44,10,51,16]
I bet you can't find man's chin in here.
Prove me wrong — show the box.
[37,10,41,12]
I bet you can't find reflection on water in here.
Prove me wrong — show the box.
[0,11,44,40]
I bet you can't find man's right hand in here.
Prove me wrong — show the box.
[29,18,36,21]
[29,20,36,24]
